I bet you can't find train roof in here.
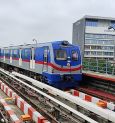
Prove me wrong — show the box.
[1,40,79,49]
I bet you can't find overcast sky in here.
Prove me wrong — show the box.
[0,0,115,47]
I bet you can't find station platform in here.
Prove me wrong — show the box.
[83,71,115,82]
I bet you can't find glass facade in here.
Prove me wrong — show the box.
[85,45,114,50]
[84,51,114,56]
[72,16,115,61]
[86,19,98,27]
[85,34,115,44]
[84,33,115,59]
[111,21,115,26]
[85,39,114,45]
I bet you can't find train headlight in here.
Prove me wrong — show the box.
[67,63,70,67]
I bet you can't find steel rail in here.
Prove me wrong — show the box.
[11,71,115,123]
[0,68,98,123]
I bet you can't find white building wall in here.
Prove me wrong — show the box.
[86,26,115,35]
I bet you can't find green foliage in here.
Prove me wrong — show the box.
[83,58,115,75]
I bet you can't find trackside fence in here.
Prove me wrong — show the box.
[83,58,115,75]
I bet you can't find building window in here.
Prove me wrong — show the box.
[85,39,91,44]
[102,46,112,50]
[85,33,115,40]
[97,52,102,55]
[85,51,90,55]
[103,52,113,56]
[90,46,96,49]
[111,21,115,27]
[91,51,97,55]
[85,34,115,45]
[86,19,98,27]
[85,45,90,49]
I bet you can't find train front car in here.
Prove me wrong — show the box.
[48,41,82,89]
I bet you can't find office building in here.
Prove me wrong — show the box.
[72,15,115,60]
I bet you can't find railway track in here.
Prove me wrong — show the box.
[0,68,115,123]
[79,72,115,103]
[77,87,115,103]
[14,70,115,103]
[82,73,115,95]
[1,68,115,123]
[0,68,98,123]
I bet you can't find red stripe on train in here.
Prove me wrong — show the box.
[0,58,81,72]
[12,58,19,60]
[35,61,82,72]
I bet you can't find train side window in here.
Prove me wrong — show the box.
[5,49,10,58]
[1,49,4,56]
[12,49,19,58]
[72,50,78,61]
[24,48,31,60]
[34,47,44,61]
[55,50,67,60]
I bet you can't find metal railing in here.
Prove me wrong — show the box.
[83,58,115,75]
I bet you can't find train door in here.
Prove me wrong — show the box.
[3,50,5,62]
[30,48,35,69]
[32,48,35,69]
[43,47,48,72]
[30,48,32,69]
[19,48,22,66]
[10,49,12,64]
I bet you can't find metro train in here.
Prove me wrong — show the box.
[0,41,82,89]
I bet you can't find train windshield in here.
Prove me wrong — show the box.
[72,50,78,60]
[55,50,67,60]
